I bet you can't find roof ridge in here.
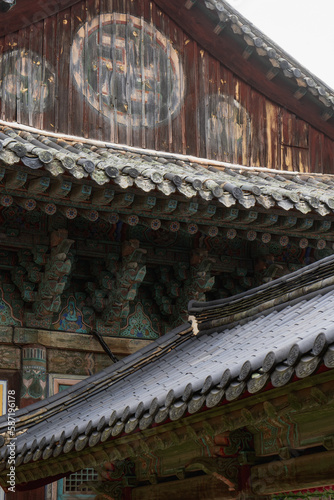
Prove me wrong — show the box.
[1,119,333,178]
[188,254,334,334]
[207,0,334,98]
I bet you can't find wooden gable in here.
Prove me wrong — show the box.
[0,0,333,173]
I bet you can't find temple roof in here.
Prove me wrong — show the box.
[1,121,334,218]
[202,0,334,102]
[2,254,334,487]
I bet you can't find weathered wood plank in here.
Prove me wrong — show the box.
[184,39,200,157]
[0,0,332,173]
[69,0,86,137]
[56,8,72,134]
[42,15,57,132]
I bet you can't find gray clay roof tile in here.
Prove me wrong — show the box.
[2,256,334,468]
[1,122,334,217]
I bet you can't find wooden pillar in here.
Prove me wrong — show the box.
[20,345,47,408]
[131,475,238,500]
[11,346,48,498]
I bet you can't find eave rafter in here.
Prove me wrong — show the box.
[1,163,334,252]
[4,372,334,494]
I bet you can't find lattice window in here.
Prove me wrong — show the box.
[64,468,98,493]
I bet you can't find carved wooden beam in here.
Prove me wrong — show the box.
[110,193,135,208]
[242,46,254,60]
[256,214,279,227]
[185,0,196,9]
[0,194,13,206]
[49,180,72,198]
[175,202,199,217]
[132,196,157,211]
[28,177,50,194]
[239,211,258,225]
[140,218,162,231]
[5,171,27,189]
[14,197,37,212]
[131,475,238,500]
[277,216,297,229]
[186,457,239,491]
[295,218,314,231]
[78,209,99,222]
[294,87,308,100]
[37,201,57,215]
[198,225,219,237]
[321,109,334,122]
[218,208,239,222]
[120,214,139,227]
[102,240,146,324]
[156,199,178,214]
[251,450,334,496]
[197,204,216,219]
[70,184,92,202]
[92,188,115,205]
[97,212,119,224]
[32,231,74,318]
[58,206,78,219]
[160,220,180,232]
[313,220,331,232]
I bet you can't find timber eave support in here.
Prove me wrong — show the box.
[251,449,334,496]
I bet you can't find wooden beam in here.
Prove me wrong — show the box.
[99,212,119,224]
[239,211,258,224]
[37,201,57,216]
[185,0,196,8]
[175,201,199,216]
[70,184,92,202]
[132,196,157,211]
[58,206,78,219]
[251,450,334,495]
[15,197,37,211]
[295,218,314,231]
[140,218,162,231]
[0,194,13,206]
[198,225,219,237]
[78,209,99,222]
[156,199,178,214]
[5,171,27,189]
[242,46,254,60]
[49,180,72,198]
[294,87,308,100]
[13,328,151,356]
[132,475,238,500]
[110,193,134,208]
[218,208,239,222]
[92,188,115,205]
[28,177,50,194]
[321,109,334,122]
